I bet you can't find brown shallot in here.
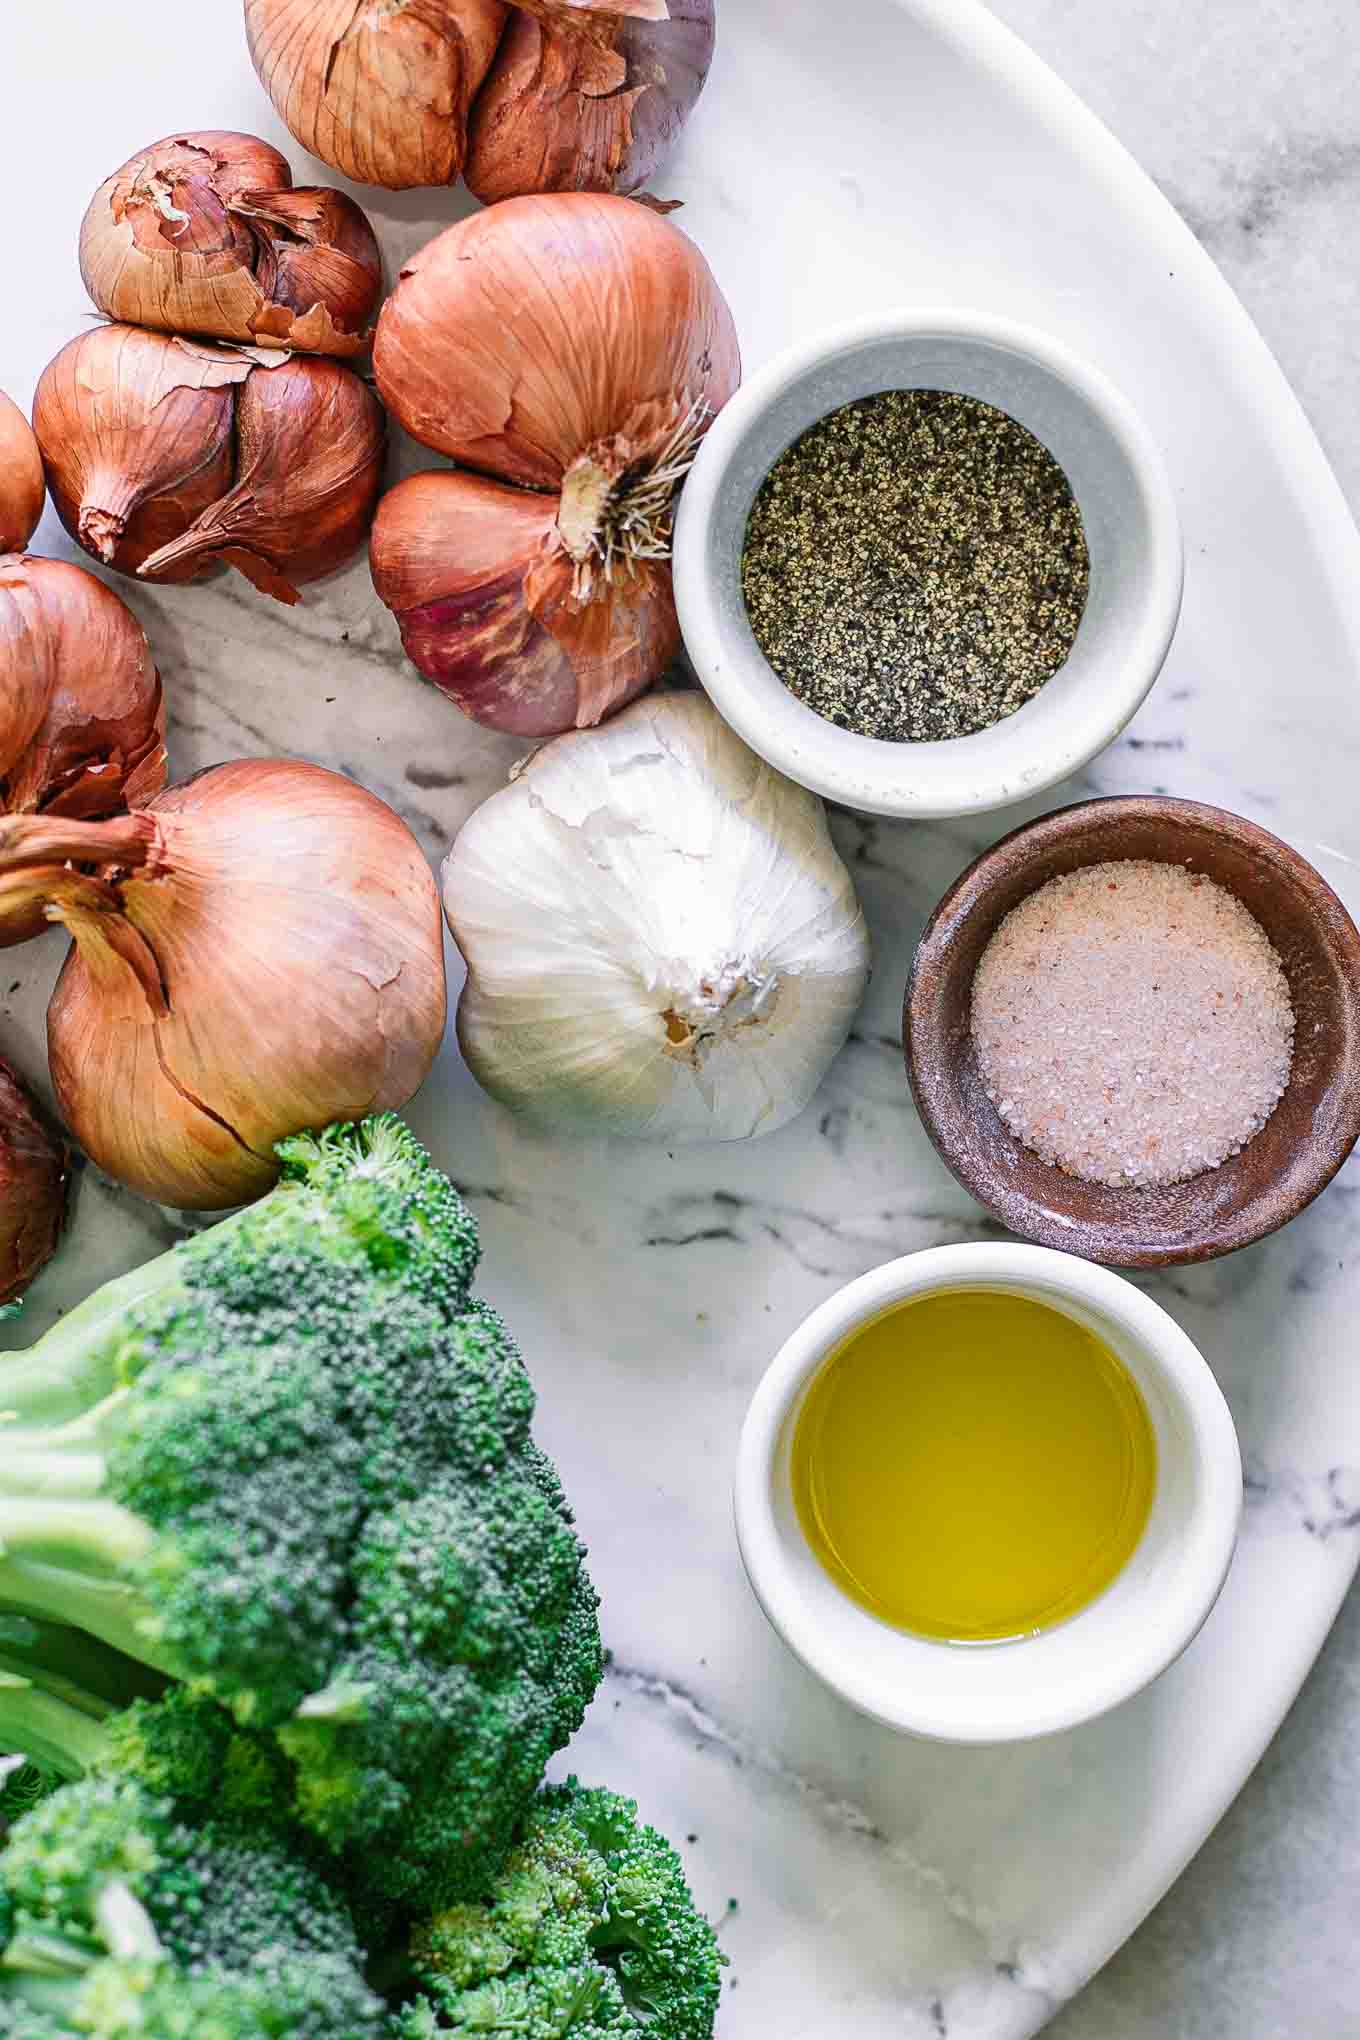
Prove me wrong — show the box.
[0,1058,68,1308]
[465,0,715,206]
[80,130,383,357]
[243,0,714,200]
[32,326,385,604]
[0,555,165,945]
[371,193,738,734]
[0,392,45,554]
[0,760,448,1209]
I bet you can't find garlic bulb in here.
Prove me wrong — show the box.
[80,131,383,357]
[443,693,871,1141]
[0,393,45,554]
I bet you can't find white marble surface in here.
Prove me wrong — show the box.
[986,8,1360,2035]
[2,3,1359,2036]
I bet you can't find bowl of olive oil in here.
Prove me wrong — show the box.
[735,1243,1241,1742]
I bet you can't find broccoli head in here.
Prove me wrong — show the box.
[0,1776,385,2038]
[398,1781,725,2040]
[0,1118,603,1907]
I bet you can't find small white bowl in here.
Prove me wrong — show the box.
[734,1243,1241,1743]
[674,310,1184,819]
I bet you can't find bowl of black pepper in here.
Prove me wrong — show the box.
[673,309,1184,818]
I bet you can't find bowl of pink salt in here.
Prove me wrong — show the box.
[905,796,1360,1268]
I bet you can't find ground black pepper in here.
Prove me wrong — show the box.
[740,389,1090,742]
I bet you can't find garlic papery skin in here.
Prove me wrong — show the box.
[79,131,383,357]
[0,393,45,555]
[442,693,872,1142]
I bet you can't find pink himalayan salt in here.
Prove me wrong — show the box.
[970,859,1295,1189]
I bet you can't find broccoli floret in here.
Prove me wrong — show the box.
[0,1777,385,2038]
[400,1782,724,2039]
[1,1777,353,1970]
[96,1688,232,1807]
[0,1118,602,1907]
[281,1448,602,1904]
[71,1954,383,2040]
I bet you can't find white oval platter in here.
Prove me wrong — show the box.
[4,1,1360,2034]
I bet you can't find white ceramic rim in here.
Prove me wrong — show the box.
[674,306,1186,819]
[733,1242,1243,1743]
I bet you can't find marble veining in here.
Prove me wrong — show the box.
[3,2,1360,2037]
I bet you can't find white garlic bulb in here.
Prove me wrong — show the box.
[443,693,872,1142]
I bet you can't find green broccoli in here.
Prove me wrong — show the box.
[0,1117,603,1907]
[396,1781,725,2039]
[0,1775,386,2037]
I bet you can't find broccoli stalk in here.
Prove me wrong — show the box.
[0,1616,166,1785]
[0,1117,603,1909]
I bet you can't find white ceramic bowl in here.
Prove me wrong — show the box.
[674,310,1184,818]
[734,1242,1241,1742]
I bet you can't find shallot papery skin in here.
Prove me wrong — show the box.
[32,326,385,604]
[370,469,681,735]
[465,0,715,206]
[0,1057,68,1307]
[244,0,714,199]
[371,193,739,735]
[0,392,45,554]
[0,761,447,1210]
[80,130,383,357]
[245,0,508,190]
[0,556,165,944]
[134,355,387,603]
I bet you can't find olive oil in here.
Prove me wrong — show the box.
[791,1290,1156,1643]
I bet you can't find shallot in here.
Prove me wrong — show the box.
[244,0,714,200]
[80,130,383,356]
[0,555,165,945]
[0,761,447,1208]
[0,1058,68,1307]
[32,326,385,604]
[371,194,738,734]
[0,393,45,554]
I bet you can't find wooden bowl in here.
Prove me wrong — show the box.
[905,797,1360,1268]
